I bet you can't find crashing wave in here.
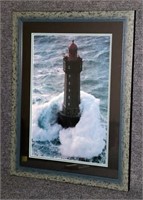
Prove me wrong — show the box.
[31,91,107,160]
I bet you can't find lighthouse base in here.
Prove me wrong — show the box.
[57,111,80,128]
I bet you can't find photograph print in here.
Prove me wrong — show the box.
[29,33,112,167]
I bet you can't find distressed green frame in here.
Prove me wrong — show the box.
[11,11,134,191]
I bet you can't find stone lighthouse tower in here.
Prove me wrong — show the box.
[58,40,82,128]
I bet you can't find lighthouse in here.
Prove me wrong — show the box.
[58,40,82,128]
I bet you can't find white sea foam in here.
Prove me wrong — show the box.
[31,93,63,142]
[31,91,106,159]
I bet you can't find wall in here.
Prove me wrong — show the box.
[1,0,143,199]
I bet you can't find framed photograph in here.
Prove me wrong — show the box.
[30,32,112,168]
[11,11,135,191]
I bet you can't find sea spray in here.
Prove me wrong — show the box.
[31,91,106,161]
[59,92,106,159]
[31,93,63,142]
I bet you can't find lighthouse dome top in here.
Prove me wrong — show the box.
[68,40,78,60]
[69,40,78,50]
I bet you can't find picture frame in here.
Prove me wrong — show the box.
[11,11,135,191]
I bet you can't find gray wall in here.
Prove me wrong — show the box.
[1,0,142,199]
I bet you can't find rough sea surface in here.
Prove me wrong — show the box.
[30,34,111,166]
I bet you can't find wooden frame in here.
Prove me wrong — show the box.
[11,11,135,191]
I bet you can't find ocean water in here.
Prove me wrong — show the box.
[30,34,111,166]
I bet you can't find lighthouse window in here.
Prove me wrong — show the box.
[68,75,71,78]
[68,96,70,99]
[68,66,70,69]
[68,89,70,92]
[68,103,70,106]
[68,82,71,85]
